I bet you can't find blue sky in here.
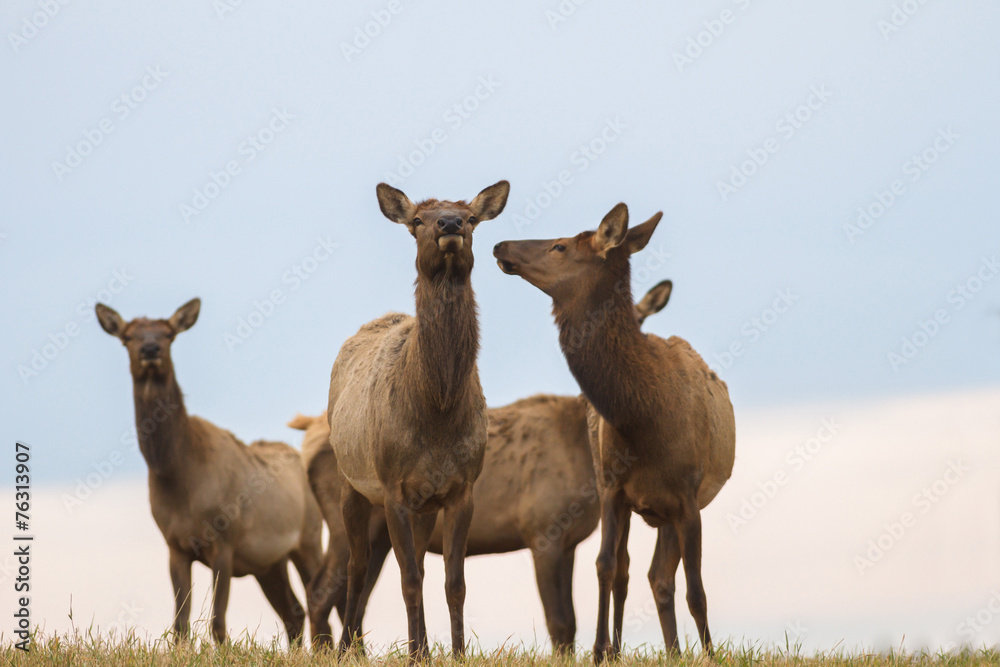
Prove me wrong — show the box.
[2,0,998,483]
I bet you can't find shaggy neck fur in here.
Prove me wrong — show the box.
[406,262,480,414]
[554,255,656,433]
[132,371,191,479]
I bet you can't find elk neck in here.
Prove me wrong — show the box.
[131,369,192,480]
[554,262,657,433]
[407,265,480,414]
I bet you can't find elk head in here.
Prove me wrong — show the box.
[493,203,662,303]
[376,180,510,278]
[96,298,201,383]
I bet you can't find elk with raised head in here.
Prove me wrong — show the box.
[326,181,509,659]
[95,298,326,645]
[294,279,673,652]
[494,206,735,661]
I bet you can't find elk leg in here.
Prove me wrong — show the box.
[290,541,329,647]
[648,525,682,652]
[168,547,193,642]
[679,506,712,655]
[210,544,233,643]
[592,491,629,663]
[385,497,425,661]
[256,560,306,645]
[339,486,373,653]
[352,510,393,645]
[442,488,473,658]
[412,511,437,657]
[557,548,578,652]
[531,545,573,652]
[306,540,348,649]
[611,512,632,659]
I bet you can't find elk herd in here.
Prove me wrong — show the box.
[96,180,736,661]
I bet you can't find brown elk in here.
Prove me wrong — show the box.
[95,299,327,645]
[493,205,736,660]
[293,279,673,652]
[326,181,509,659]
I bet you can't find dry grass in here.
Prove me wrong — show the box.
[2,630,998,667]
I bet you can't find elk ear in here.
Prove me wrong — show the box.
[635,280,673,325]
[592,203,628,259]
[287,413,314,431]
[626,212,662,255]
[95,303,126,338]
[169,298,201,333]
[468,180,510,225]
[376,183,418,228]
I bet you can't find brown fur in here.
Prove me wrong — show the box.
[494,205,736,660]
[296,281,673,651]
[325,181,509,659]
[95,299,326,646]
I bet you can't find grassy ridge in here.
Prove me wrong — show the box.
[2,632,998,667]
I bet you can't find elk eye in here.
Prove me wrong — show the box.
[412,218,423,227]
[552,244,566,252]
[468,216,477,226]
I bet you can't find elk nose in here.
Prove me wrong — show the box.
[437,216,462,234]
[140,342,161,359]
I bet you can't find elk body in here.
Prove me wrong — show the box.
[295,280,673,652]
[494,206,736,661]
[96,299,327,645]
[326,181,509,659]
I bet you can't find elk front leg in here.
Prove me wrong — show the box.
[210,544,234,643]
[679,505,713,655]
[531,545,574,652]
[442,489,473,657]
[648,525,682,652]
[339,486,373,653]
[168,547,193,642]
[354,510,393,636]
[592,490,629,663]
[384,497,426,662]
[611,511,631,658]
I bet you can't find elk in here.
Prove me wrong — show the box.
[293,279,673,652]
[494,206,736,661]
[326,181,509,659]
[95,299,327,645]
